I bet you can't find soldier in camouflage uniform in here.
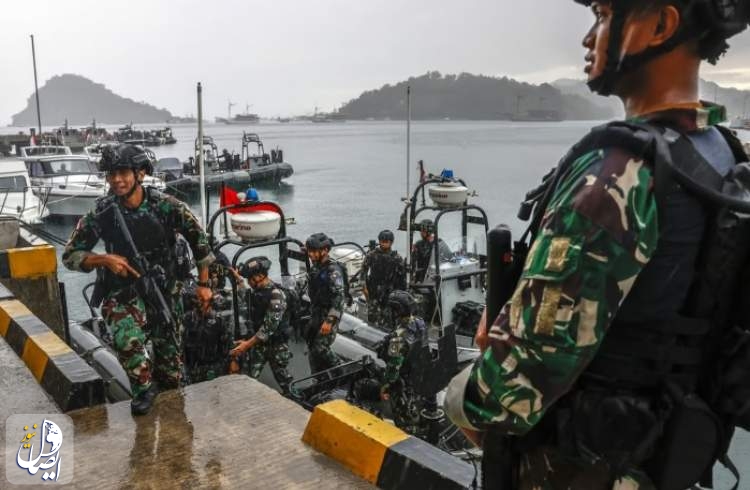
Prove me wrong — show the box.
[229,256,293,394]
[379,290,428,438]
[361,230,406,327]
[63,144,214,415]
[411,219,452,283]
[304,233,345,373]
[182,288,232,383]
[445,1,750,488]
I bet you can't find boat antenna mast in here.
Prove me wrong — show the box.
[198,83,207,226]
[405,85,412,289]
[227,100,235,120]
[30,34,42,135]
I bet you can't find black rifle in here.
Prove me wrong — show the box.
[111,203,178,346]
[482,224,522,489]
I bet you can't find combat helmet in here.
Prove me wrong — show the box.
[419,219,435,234]
[239,256,272,278]
[387,290,416,319]
[99,144,154,175]
[574,0,750,95]
[305,232,334,251]
[378,229,395,242]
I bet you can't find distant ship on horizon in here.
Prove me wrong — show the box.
[215,101,260,125]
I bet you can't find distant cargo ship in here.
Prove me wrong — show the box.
[216,102,260,125]
[216,113,260,125]
[510,109,563,122]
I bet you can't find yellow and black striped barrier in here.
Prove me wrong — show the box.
[302,399,476,489]
[0,244,57,279]
[0,282,105,411]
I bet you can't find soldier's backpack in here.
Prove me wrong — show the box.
[275,281,307,337]
[329,260,353,307]
[508,119,750,490]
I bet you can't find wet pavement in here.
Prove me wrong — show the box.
[0,336,59,436]
[2,375,371,489]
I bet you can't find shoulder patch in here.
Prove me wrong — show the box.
[329,268,344,288]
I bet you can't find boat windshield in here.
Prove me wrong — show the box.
[0,175,27,192]
[424,212,487,267]
[28,159,99,177]
[157,157,182,170]
[48,159,98,175]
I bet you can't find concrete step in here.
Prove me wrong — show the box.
[13,375,371,489]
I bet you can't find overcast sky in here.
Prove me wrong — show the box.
[2,0,750,125]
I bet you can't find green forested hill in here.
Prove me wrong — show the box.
[337,72,617,121]
[11,74,172,126]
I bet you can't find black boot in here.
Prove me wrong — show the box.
[131,384,159,416]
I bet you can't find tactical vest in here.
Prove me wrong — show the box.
[95,188,175,292]
[365,249,402,297]
[247,283,290,340]
[309,260,346,312]
[399,317,427,377]
[184,309,229,367]
[494,121,750,490]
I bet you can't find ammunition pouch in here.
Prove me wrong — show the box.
[546,379,724,490]
[555,388,664,476]
[714,325,750,431]
[644,385,724,490]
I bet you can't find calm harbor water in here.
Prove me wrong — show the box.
[21,120,750,485]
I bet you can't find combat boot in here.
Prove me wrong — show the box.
[131,384,159,416]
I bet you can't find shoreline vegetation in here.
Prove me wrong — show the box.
[9,72,750,127]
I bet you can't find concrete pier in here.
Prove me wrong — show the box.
[1,375,371,489]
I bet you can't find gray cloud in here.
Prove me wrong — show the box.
[1,0,748,125]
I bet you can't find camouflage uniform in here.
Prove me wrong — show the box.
[381,314,428,437]
[361,247,406,327]
[411,237,452,283]
[306,259,346,373]
[441,109,743,489]
[63,190,214,398]
[246,282,293,392]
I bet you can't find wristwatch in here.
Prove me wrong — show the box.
[197,281,210,288]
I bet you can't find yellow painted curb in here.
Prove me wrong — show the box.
[302,399,409,483]
[7,245,57,278]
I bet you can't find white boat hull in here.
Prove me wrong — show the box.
[38,192,100,217]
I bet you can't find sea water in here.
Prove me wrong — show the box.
[34,120,749,485]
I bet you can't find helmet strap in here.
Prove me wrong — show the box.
[588,2,698,96]
[588,2,627,95]
[121,171,142,201]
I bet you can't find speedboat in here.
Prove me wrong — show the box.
[199,175,482,453]
[0,157,49,223]
[22,146,106,217]
[167,133,293,192]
